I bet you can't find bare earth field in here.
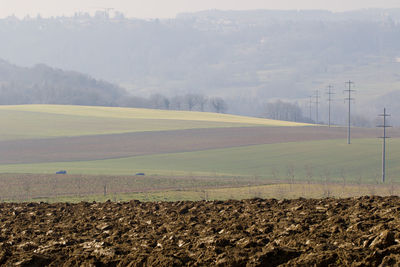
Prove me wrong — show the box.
[2,197,400,266]
[0,126,397,164]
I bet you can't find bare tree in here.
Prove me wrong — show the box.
[102,178,108,197]
[286,164,295,191]
[75,177,82,198]
[271,167,279,181]
[181,94,208,111]
[321,168,331,198]
[264,100,306,122]
[304,164,313,196]
[183,94,197,111]
[51,177,58,198]
[150,94,170,109]
[209,97,227,113]
[340,168,346,197]
[120,95,150,108]
[351,114,373,127]
[357,175,362,195]
[387,176,395,196]
[195,94,208,112]
[304,164,314,184]
[22,180,31,200]
[170,95,183,110]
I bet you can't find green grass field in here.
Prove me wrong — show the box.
[1,138,397,184]
[0,105,309,140]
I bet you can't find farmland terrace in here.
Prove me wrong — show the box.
[1,196,400,266]
[0,126,396,164]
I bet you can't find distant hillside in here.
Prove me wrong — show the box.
[0,60,126,106]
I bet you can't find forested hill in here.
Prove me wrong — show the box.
[0,60,127,106]
[0,60,229,114]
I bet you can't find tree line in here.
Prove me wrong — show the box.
[262,99,373,126]
[262,100,312,123]
[120,93,226,113]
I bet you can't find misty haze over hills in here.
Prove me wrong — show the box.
[0,60,125,106]
[0,60,228,113]
[1,9,400,124]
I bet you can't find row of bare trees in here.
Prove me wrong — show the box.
[262,100,310,123]
[121,93,227,113]
[262,99,373,126]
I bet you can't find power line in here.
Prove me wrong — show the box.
[344,81,355,144]
[378,108,391,183]
[326,85,335,127]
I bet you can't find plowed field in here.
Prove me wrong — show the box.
[2,196,400,266]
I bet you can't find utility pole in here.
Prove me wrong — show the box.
[344,81,355,144]
[315,90,320,124]
[326,85,335,127]
[378,108,391,183]
[308,96,313,122]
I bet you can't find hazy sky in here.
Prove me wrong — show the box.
[1,0,400,19]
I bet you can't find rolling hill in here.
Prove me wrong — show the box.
[0,104,309,140]
[0,104,396,183]
[0,104,397,202]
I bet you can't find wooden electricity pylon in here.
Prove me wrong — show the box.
[326,85,335,127]
[344,81,355,144]
[308,96,313,122]
[378,108,391,183]
[314,90,320,124]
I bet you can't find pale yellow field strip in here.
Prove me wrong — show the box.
[0,105,311,127]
